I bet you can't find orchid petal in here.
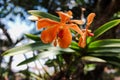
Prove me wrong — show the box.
[67,10,72,16]
[41,25,59,43]
[68,24,83,35]
[82,29,94,36]
[37,18,58,30]
[70,20,84,25]
[56,11,72,23]
[58,26,72,48]
[78,32,87,48]
[86,13,95,28]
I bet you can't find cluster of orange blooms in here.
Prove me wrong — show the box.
[36,11,95,48]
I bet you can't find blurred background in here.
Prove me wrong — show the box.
[0,0,120,80]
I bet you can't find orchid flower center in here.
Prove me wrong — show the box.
[57,29,64,39]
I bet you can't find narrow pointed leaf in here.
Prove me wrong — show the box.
[25,34,40,41]
[108,61,120,67]
[81,56,106,62]
[87,19,120,42]
[18,47,75,66]
[88,52,120,58]
[88,47,120,53]
[28,10,60,21]
[17,55,38,66]
[88,39,120,48]
[70,41,80,50]
[96,56,120,67]
[88,39,120,53]
[17,50,60,66]
[2,42,51,56]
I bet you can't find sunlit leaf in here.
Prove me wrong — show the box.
[81,56,106,62]
[17,47,75,66]
[69,41,80,50]
[88,39,120,48]
[28,10,60,21]
[2,41,51,56]
[84,64,96,72]
[93,19,120,39]
[87,19,120,43]
[28,15,39,21]
[87,39,120,53]
[17,50,59,66]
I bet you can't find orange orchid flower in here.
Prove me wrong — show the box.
[78,13,96,48]
[37,11,83,48]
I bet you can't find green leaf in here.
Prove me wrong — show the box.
[82,56,120,67]
[2,41,51,56]
[84,64,96,72]
[70,41,80,50]
[88,39,120,53]
[17,49,60,66]
[81,56,106,62]
[25,34,40,41]
[28,10,60,21]
[87,52,120,67]
[45,59,54,67]
[18,55,38,66]
[88,19,120,42]
[17,47,75,66]
[30,72,43,80]
[88,52,120,58]
[88,47,120,53]
[97,56,120,67]
[88,39,120,48]
[108,61,120,67]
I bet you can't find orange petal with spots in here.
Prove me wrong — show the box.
[70,20,84,25]
[78,32,87,48]
[86,13,95,28]
[69,24,83,35]
[37,18,59,30]
[56,11,72,23]
[58,26,72,48]
[41,25,59,43]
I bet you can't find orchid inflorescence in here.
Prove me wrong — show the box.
[37,11,95,48]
